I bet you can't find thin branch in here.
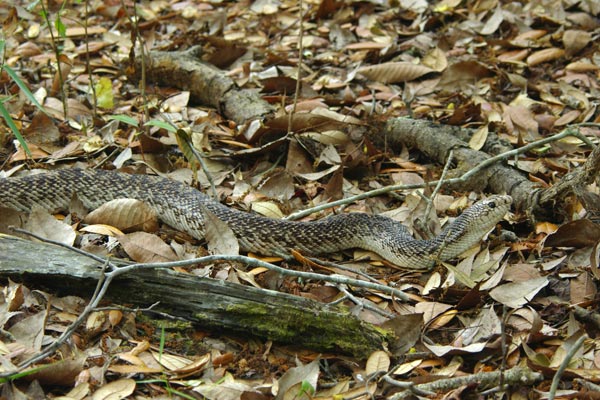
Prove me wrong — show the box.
[108,254,412,301]
[548,334,587,400]
[418,149,454,240]
[337,286,395,318]
[285,126,595,221]
[2,260,113,375]
[10,227,123,267]
[287,0,305,134]
[388,366,542,399]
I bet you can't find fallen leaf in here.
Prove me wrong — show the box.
[84,199,158,234]
[489,277,549,308]
[91,378,136,400]
[117,231,178,263]
[358,62,435,83]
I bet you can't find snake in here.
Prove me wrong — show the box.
[0,169,512,269]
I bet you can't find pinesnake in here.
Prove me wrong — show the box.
[0,169,512,269]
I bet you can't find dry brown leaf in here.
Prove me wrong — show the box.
[497,49,529,63]
[415,302,453,325]
[565,61,600,72]
[8,307,47,353]
[80,224,125,236]
[422,47,448,72]
[84,198,158,234]
[526,48,565,67]
[545,219,600,248]
[554,110,581,126]
[9,142,50,162]
[570,272,597,304]
[203,208,240,256]
[438,61,494,92]
[276,359,320,400]
[167,353,211,378]
[479,4,504,35]
[469,125,488,150]
[91,378,136,400]
[358,62,435,83]
[117,231,178,263]
[45,26,106,38]
[250,201,285,219]
[563,30,591,56]
[107,364,163,374]
[6,280,24,312]
[489,277,549,308]
[365,350,390,375]
[429,309,458,330]
[24,207,76,246]
[23,112,60,147]
[22,354,87,386]
[424,341,487,357]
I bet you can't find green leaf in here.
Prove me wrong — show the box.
[2,65,48,116]
[94,76,114,109]
[107,114,139,127]
[299,380,316,396]
[54,15,66,37]
[144,119,178,133]
[0,99,31,157]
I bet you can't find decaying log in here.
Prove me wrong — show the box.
[0,235,391,358]
[373,118,600,220]
[128,46,275,124]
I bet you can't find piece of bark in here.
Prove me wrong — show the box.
[0,235,389,358]
[128,46,275,124]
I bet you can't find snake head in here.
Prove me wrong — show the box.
[463,195,513,228]
[438,194,513,258]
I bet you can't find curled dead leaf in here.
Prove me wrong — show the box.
[545,219,600,248]
[358,62,435,83]
[526,48,564,67]
[563,30,591,56]
[117,231,178,263]
[84,198,158,234]
[91,378,136,400]
[365,350,390,375]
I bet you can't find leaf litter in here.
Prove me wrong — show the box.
[0,0,600,398]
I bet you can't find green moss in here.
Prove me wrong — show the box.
[189,302,394,358]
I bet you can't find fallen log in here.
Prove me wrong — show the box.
[0,235,390,358]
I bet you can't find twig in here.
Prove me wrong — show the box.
[548,334,587,400]
[1,259,113,376]
[382,375,435,396]
[304,256,381,284]
[387,366,542,399]
[285,126,594,221]
[423,149,454,222]
[108,254,412,301]
[417,149,454,240]
[287,0,305,134]
[10,227,123,267]
[337,286,395,318]
[181,129,218,198]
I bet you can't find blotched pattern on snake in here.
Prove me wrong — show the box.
[0,169,512,269]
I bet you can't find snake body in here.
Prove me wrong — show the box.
[0,169,511,269]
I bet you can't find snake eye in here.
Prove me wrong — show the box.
[488,201,496,209]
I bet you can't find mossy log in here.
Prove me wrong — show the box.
[0,235,390,357]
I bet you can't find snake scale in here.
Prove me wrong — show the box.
[0,169,512,269]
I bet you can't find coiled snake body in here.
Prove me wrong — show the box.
[0,169,511,269]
